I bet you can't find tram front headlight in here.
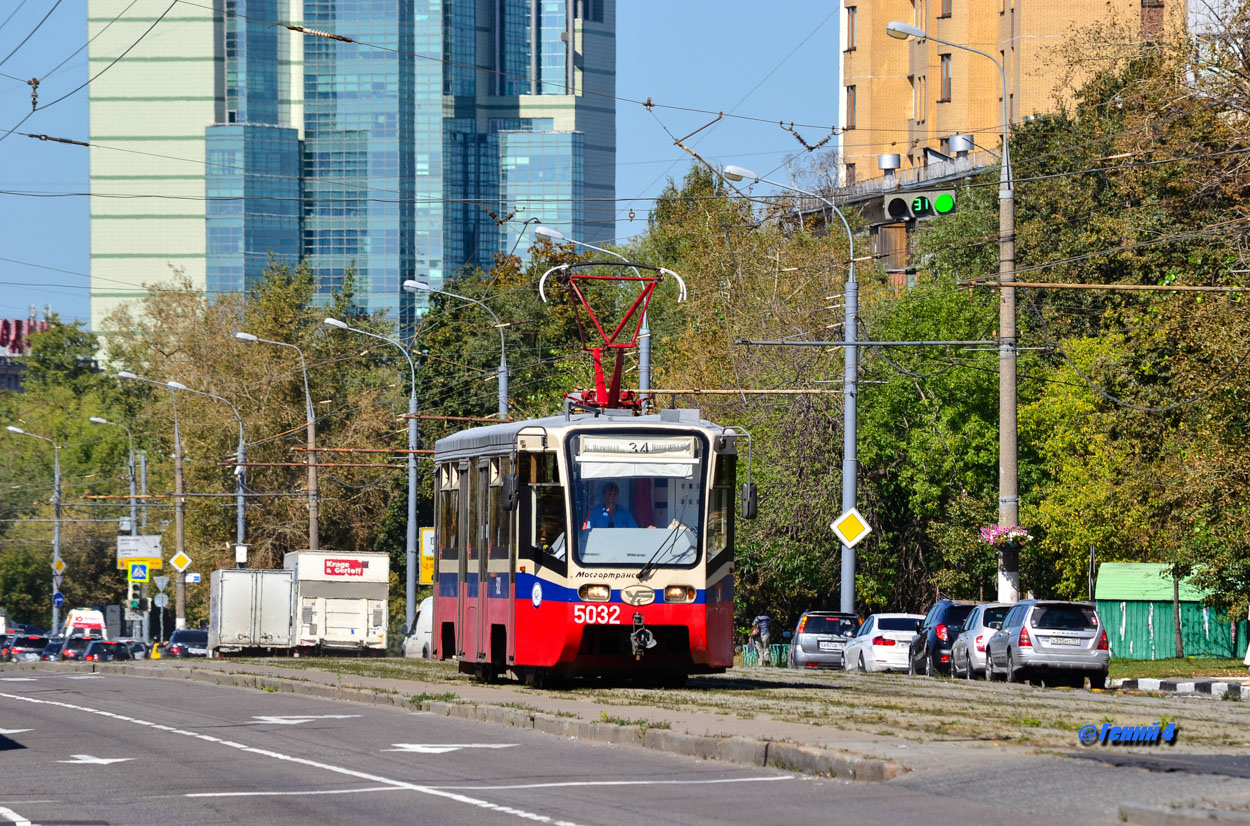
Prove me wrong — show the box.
[664,585,696,603]
[578,584,611,602]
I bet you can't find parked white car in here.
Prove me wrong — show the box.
[950,603,1010,678]
[844,613,925,673]
[402,596,434,658]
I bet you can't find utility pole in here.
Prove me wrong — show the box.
[172,392,187,630]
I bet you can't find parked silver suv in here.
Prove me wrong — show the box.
[984,600,1109,689]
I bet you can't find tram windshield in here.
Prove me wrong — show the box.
[568,433,706,568]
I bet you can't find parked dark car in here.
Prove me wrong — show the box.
[40,640,65,661]
[787,611,860,670]
[160,630,209,658]
[909,599,978,676]
[59,637,93,662]
[83,640,133,662]
[3,635,49,662]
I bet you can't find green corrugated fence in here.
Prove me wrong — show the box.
[1096,600,1249,660]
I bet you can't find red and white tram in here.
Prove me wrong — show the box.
[431,408,747,684]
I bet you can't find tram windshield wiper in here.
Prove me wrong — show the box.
[636,521,686,582]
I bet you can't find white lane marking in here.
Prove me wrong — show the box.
[0,692,585,826]
[64,675,101,680]
[250,714,361,725]
[0,729,32,735]
[0,679,35,683]
[188,786,403,799]
[59,754,133,765]
[386,743,518,754]
[0,805,31,825]
[433,776,795,790]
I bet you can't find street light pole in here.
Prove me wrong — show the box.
[119,371,188,628]
[721,164,859,613]
[886,21,1018,601]
[532,226,652,402]
[166,381,247,564]
[323,317,419,632]
[235,332,319,550]
[402,280,509,420]
[6,426,63,632]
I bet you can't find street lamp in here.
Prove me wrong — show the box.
[6,425,63,632]
[89,417,137,539]
[721,163,860,614]
[323,316,419,632]
[166,381,247,566]
[532,225,654,402]
[119,370,188,629]
[885,20,1019,602]
[402,280,508,420]
[235,331,320,551]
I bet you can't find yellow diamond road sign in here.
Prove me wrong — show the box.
[170,551,192,572]
[831,508,872,548]
[52,558,66,575]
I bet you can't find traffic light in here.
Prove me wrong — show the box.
[883,189,957,221]
[126,581,142,610]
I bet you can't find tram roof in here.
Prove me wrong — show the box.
[434,408,726,460]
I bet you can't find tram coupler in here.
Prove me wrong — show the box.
[631,612,656,660]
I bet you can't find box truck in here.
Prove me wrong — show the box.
[284,551,389,654]
[207,569,296,656]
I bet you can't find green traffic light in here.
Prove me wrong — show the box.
[935,192,955,214]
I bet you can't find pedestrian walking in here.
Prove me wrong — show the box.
[752,614,772,666]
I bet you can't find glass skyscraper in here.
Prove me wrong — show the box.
[91,0,616,333]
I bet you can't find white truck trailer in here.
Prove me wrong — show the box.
[208,569,296,656]
[284,551,389,654]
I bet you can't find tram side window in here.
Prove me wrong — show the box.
[709,453,735,558]
[468,464,480,566]
[489,456,510,558]
[524,453,567,563]
[438,464,460,560]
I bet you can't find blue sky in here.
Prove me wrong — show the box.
[0,1,837,326]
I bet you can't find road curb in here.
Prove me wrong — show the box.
[1114,678,1244,698]
[1120,804,1250,825]
[88,662,905,782]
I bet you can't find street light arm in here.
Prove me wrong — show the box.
[755,175,854,266]
[916,34,1011,190]
[424,286,506,368]
[332,321,416,394]
[243,334,315,424]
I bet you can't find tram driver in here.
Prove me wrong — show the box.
[586,481,638,529]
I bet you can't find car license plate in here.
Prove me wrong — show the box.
[818,641,844,651]
[189,647,207,654]
[1049,636,1079,646]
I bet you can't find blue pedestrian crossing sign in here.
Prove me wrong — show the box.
[52,592,64,608]
[128,562,150,583]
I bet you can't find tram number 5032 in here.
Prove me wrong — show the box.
[573,604,621,624]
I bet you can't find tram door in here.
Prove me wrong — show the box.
[473,459,490,662]
[456,460,474,658]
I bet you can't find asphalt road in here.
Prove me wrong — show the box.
[0,671,1244,826]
